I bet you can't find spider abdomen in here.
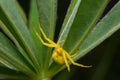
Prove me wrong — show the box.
[52,48,65,65]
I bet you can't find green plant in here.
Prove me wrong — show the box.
[0,0,120,80]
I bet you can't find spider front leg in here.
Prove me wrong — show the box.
[34,21,57,48]
[38,21,56,45]
[35,32,56,48]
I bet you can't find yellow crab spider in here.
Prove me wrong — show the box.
[34,22,92,72]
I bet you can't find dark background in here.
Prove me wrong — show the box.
[17,0,120,80]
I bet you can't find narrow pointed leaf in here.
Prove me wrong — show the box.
[0,32,35,76]
[16,1,27,23]
[58,0,81,46]
[63,0,109,54]
[91,31,120,80]
[36,0,57,71]
[36,0,57,38]
[75,1,120,60]
[29,0,43,70]
[0,0,40,72]
[0,66,28,79]
[0,20,32,66]
[0,57,18,71]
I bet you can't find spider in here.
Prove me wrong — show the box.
[34,22,92,72]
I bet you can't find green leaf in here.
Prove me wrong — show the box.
[91,30,120,80]
[0,0,40,72]
[0,66,28,79]
[58,0,81,46]
[16,1,27,23]
[75,1,120,60]
[0,20,34,70]
[63,0,109,54]
[36,0,57,71]
[0,32,35,76]
[36,0,57,38]
[0,56,18,71]
[29,0,43,71]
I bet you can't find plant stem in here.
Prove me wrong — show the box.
[32,73,51,80]
[32,77,51,80]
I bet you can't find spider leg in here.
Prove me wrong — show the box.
[64,51,92,68]
[35,32,56,48]
[62,52,70,72]
[38,22,56,45]
[33,26,56,47]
